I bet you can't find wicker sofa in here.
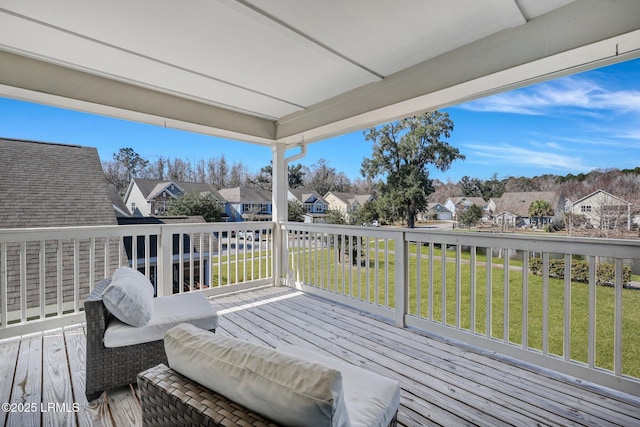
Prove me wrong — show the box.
[84,278,218,400]
[138,364,399,427]
[138,323,400,426]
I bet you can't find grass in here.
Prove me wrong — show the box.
[289,238,640,379]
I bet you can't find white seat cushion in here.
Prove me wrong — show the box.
[279,345,401,427]
[103,292,218,348]
[164,323,351,427]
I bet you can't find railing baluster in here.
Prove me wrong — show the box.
[455,244,461,329]
[393,232,406,327]
[357,234,361,300]
[429,242,434,322]
[74,239,80,312]
[470,246,476,334]
[588,255,596,369]
[374,237,379,304]
[20,241,26,323]
[104,237,110,278]
[522,250,529,350]
[542,252,549,355]
[486,247,492,339]
[441,243,446,325]
[132,233,138,270]
[614,258,623,377]
[563,254,572,362]
[89,237,96,292]
[503,250,509,344]
[0,242,6,328]
[385,239,390,308]
[416,242,421,318]
[57,239,62,316]
[188,232,194,290]
[39,240,45,319]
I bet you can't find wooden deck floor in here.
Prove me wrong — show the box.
[1,286,639,426]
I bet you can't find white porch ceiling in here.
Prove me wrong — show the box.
[0,0,639,146]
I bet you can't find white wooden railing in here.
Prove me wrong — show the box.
[281,222,640,396]
[2,220,639,396]
[0,222,274,338]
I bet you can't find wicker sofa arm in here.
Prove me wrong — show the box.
[138,364,279,427]
[84,278,112,346]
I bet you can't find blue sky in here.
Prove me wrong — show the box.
[1,58,639,183]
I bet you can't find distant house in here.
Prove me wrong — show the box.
[123,178,225,217]
[571,189,632,231]
[444,197,489,221]
[117,215,211,293]
[324,191,373,222]
[0,137,119,314]
[110,184,131,217]
[288,189,328,223]
[418,203,453,221]
[490,191,565,227]
[218,187,273,222]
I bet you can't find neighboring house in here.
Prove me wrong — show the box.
[118,215,211,292]
[571,189,632,231]
[123,178,226,217]
[444,197,489,221]
[324,191,373,222]
[0,137,119,314]
[110,184,131,218]
[491,191,565,227]
[218,187,273,222]
[420,203,454,221]
[288,189,328,223]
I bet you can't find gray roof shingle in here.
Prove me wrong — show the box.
[0,137,117,228]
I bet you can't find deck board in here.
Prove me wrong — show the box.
[42,330,75,426]
[0,338,20,427]
[278,292,630,426]
[0,286,639,426]
[8,334,42,427]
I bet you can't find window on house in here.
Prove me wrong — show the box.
[131,202,136,211]
[581,205,592,212]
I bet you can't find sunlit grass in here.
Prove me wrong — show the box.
[289,237,640,378]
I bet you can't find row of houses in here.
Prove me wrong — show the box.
[424,191,635,230]
[126,176,635,230]
[124,178,373,224]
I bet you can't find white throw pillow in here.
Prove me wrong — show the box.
[101,267,154,327]
[164,323,351,427]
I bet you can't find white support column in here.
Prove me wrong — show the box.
[272,143,288,286]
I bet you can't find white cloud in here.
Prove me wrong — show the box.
[465,143,596,172]
[460,76,640,116]
[615,130,640,140]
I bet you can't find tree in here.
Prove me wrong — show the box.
[351,200,379,226]
[480,173,505,201]
[459,176,483,198]
[166,191,222,222]
[361,112,464,228]
[103,147,149,195]
[252,163,305,190]
[303,159,351,196]
[324,208,346,225]
[528,199,553,227]
[288,200,305,222]
[457,205,483,229]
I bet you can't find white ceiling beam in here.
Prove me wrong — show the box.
[275,0,640,144]
[0,50,277,144]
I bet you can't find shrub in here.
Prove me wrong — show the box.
[529,257,631,286]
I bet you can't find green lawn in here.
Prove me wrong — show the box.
[289,238,640,379]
